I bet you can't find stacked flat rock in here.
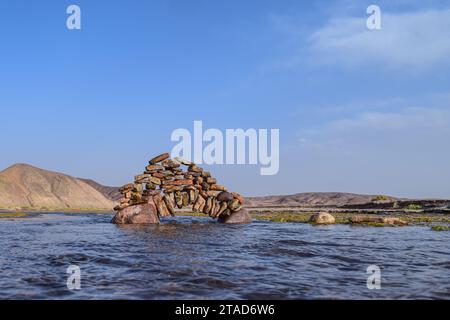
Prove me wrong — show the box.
[114,153,245,220]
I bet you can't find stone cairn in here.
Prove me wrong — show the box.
[114,153,245,220]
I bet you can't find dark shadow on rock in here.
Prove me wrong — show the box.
[111,203,160,224]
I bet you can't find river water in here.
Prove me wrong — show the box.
[0,213,448,299]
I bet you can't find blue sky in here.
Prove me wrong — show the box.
[1,0,450,198]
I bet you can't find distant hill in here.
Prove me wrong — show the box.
[0,164,115,211]
[79,178,122,201]
[245,192,397,207]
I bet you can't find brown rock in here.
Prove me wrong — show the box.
[383,217,408,226]
[201,171,211,178]
[218,208,252,224]
[119,198,130,204]
[228,199,241,212]
[206,190,220,197]
[145,183,156,190]
[175,192,183,209]
[204,197,213,215]
[149,177,162,185]
[217,201,228,217]
[199,190,208,199]
[111,203,160,224]
[142,189,159,197]
[130,193,143,201]
[195,176,204,184]
[212,201,221,218]
[309,212,336,225]
[162,179,193,186]
[151,172,165,179]
[193,195,206,212]
[217,191,234,202]
[210,200,217,217]
[149,153,170,165]
[202,181,210,190]
[163,194,175,216]
[145,164,165,172]
[168,191,175,204]
[182,192,189,207]
[132,184,143,192]
[162,159,181,169]
[206,177,217,184]
[174,157,193,166]
[232,192,245,205]
[114,203,129,211]
[134,174,150,182]
[119,183,134,193]
[163,185,184,192]
[124,191,132,199]
[189,189,198,204]
[210,184,226,191]
[188,165,203,173]
[153,194,170,217]
[187,172,200,177]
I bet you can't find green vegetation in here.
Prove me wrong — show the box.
[0,212,28,218]
[431,225,450,232]
[176,212,205,217]
[405,204,423,210]
[372,195,390,201]
[173,210,450,226]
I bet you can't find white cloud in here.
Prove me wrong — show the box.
[309,9,450,69]
[294,106,450,198]
[300,107,450,150]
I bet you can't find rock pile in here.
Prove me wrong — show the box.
[113,153,245,221]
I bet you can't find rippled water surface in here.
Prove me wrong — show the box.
[0,213,449,299]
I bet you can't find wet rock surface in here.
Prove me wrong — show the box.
[111,203,160,224]
[218,208,252,224]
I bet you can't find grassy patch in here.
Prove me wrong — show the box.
[372,195,390,201]
[250,211,450,226]
[111,209,450,228]
[405,204,423,210]
[176,212,206,217]
[0,212,28,218]
[431,225,450,232]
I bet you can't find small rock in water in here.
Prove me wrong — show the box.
[218,208,252,224]
[309,212,336,225]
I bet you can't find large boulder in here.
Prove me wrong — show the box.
[111,202,160,224]
[218,208,252,224]
[309,212,336,225]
